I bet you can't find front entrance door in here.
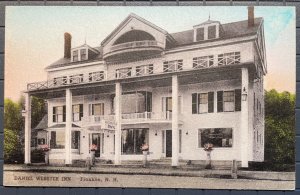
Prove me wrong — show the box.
[91,133,102,157]
[166,130,172,157]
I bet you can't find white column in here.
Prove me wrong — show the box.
[241,68,249,167]
[65,89,72,165]
[114,82,122,165]
[172,75,179,167]
[24,93,31,164]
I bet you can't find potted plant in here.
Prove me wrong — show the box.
[90,144,97,165]
[141,143,149,167]
[41,144,50,165]
[203,143,213,169]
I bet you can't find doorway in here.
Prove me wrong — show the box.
[90,133,103,158]
[166,130,172,157]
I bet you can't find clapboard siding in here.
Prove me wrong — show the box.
[0,1,298,195]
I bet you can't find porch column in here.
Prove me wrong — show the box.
[172,75,179,167]
[24,93,31,164]
[65,89,72,165]
[241,68,249,167]
[114,82,122,165]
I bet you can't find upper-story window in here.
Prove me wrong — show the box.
[53,76,67,87]
[73,50,78,62]
[217,89,241,112]
[89,71,104,82]
[53,106,66,123]
[72,104,83,122]
[70,74,84,84]
[218,52,241,66]
[208,25,217,39]
[192,92,214,114]
[196,27,205,41]
[80,49,87,61]
[193,55,214,69]
[136,64,154,76]
[163,60,183,72]
[116,67,132,79]
[89,103,104,116]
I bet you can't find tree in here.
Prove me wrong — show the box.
[4,98,23,132]
[4,128,23,163]
[264,89,295,170]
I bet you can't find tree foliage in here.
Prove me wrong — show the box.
[4,128,23,163]
[264,89,295,170]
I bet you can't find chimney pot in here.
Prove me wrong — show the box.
[248,6,254,27]
[64,32,72,58]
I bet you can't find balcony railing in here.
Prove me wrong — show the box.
[82,111,173,127]
[27,52,243,91]
[110,40,162,52]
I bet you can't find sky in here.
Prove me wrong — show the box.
[5,6,296,101]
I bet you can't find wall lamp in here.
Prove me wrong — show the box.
[242,87,248,101]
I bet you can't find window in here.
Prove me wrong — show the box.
[72,131,80,149]
[38,138,46,145]
[192,92,214,114]
[218,52,241,66]
[196,27,204,41]
[136,64,154,76]
[198,128,233,148]
[208,25,217,39]
[121,128,149,155]
[53,76,67,86]
[217,90,241,112]
[223,91,235,112]
[89,71,104,82]
[163,60,183,72]
[89,103,104,116]
[69,74,84,84]
[80,49,87,61]
[116,67,132,79]
[50,131,65,149]
[199,93,208,113]
[53,106,66,123]
[72,104,83,122]
[193,56,214,69]
[73,50,78,62]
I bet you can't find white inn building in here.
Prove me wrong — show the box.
[24,7,266,168]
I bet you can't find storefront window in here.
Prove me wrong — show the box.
[198,128,233,148]
[121,129,149,155]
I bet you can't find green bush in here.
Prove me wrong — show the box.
[4,128,24,163]
[31,149,45,163]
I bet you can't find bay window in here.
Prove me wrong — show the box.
[198,128,233,148]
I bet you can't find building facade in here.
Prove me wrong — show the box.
[24,7,266,167]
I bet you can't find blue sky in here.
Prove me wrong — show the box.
[5,6,296,101]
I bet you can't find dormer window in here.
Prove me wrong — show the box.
[73,50,78,62]
[80,49,87,61]
[193,20,220,42]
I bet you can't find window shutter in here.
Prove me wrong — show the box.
[80,104,83,120]
[63,105,66,122]
[208,92,214,113]
[235,89,241,111]
[53,107,56,122]
[217,91,223,112]
[192,93,198,114]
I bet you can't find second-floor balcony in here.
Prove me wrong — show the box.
[103,40,164,61]
[82,111,182,127]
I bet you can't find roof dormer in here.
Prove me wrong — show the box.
[71,44,99,62]
[193,19,221,42]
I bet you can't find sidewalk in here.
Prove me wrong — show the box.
[4,164,295,181]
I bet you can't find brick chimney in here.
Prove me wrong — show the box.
[248,6,254,27]
[64,32,72,58]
